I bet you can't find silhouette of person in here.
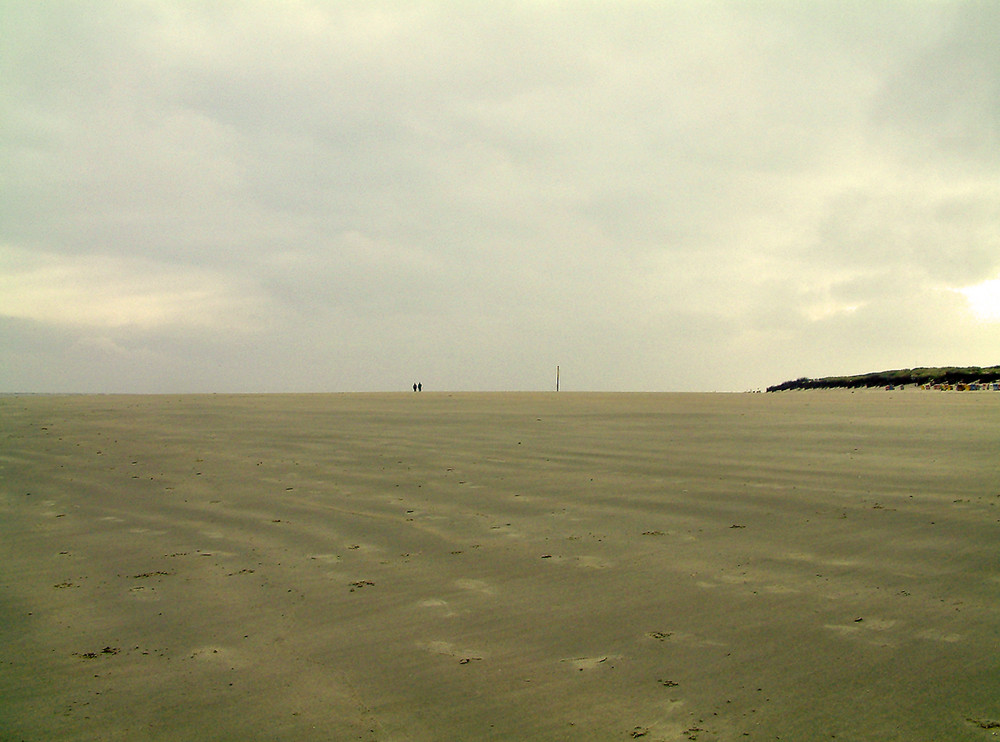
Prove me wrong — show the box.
[413,383,417,392]
[418,382,422,392]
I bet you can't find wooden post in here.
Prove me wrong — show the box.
[556,365,560,392]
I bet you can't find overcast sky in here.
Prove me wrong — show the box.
[2,1,999,393]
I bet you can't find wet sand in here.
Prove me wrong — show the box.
[1,391,998,741]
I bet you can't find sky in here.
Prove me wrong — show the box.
[2,1,999,393]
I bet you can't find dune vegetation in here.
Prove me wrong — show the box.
[767,365,1000,392]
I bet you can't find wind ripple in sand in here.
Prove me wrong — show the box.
[916,629,962,643]
[307,553,342,564]
[186,645,247,668]
[453,578,494,595]
[560,654,622,671]
[418,640,485,664]
[417,598,457,617]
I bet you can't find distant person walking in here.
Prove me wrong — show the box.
[413,383,417,392]
[418,382,422,392]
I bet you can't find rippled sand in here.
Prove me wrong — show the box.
[2,391,998,740]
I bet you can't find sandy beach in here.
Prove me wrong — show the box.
[1,391,998,741]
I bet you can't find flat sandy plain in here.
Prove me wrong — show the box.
[1,391,998,742]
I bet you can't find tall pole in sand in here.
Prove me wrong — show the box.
[556,365,560,392]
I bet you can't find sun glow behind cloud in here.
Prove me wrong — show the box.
[957,278,1000,322]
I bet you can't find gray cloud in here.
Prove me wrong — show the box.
[2,1,999,392]
[871,1,1000,164]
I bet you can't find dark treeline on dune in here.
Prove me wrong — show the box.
[767,366,1000,392]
